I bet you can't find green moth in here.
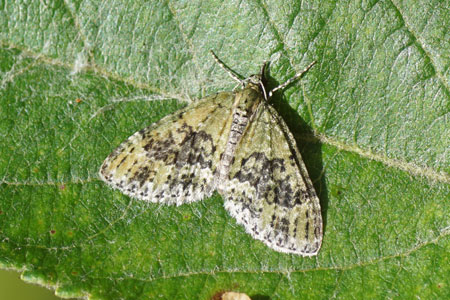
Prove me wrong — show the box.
[100,51,322,255]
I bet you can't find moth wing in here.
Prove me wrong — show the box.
[221,104,323,255]
[100,92,234,205]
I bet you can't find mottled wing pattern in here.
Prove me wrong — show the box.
[100,92,235,205]
[221,104,323,255]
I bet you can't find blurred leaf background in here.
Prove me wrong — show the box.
[0,0,449,299]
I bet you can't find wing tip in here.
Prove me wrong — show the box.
[224,199,323,256]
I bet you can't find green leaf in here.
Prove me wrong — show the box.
[1,1,449,299]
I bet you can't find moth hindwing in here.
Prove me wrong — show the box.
[100,52,322,256]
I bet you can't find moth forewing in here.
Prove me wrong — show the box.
[100,91,235,205]
[220,97,322,255]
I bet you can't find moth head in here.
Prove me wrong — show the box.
[245,73,264,86]
[244,62,269,100]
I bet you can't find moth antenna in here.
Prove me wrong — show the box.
[210,50,245,86]
[268,60,316,99]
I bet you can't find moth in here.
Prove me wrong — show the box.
[99,51,323,256]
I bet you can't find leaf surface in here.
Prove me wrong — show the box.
[0,1,449,299]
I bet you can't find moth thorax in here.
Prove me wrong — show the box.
[234,83,264,116]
